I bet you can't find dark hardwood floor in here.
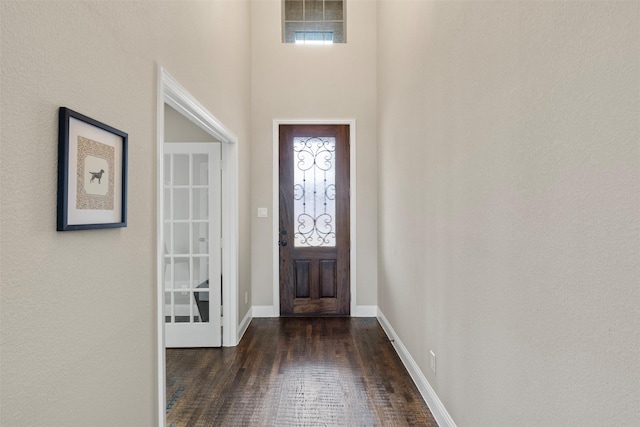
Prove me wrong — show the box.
[166,317,437,426]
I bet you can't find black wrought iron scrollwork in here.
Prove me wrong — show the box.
[293,137,336,247]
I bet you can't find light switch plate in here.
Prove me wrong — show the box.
[257,207,268,218]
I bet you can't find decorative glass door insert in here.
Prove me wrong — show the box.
[293,137,336,247]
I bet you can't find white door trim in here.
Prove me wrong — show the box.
[157,67,239,426]
[272,119,357,317]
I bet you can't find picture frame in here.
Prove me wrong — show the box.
[57,107,128,231]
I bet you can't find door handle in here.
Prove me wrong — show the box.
[278,229,287,247]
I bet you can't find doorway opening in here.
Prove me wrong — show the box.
[156,67,239,425]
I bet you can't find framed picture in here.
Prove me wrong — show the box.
[57,107,128,231]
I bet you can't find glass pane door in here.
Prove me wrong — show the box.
[163,143,221,347]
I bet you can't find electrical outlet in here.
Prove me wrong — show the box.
[429,350,436,374]
[245,291,248,305]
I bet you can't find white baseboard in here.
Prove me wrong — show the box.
[252,305,277,317]
[377,310,457,427]
[237,307,253,344]
[354,305,378,317]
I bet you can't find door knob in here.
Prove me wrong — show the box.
[278,229,287,247]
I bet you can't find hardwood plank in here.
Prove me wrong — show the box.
[166,318,437,426]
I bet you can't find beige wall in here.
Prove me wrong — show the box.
[0,1,251,425]
[3,0,639,425]
[377,1,640,426]
[250,0,378,309]
[164,104,217,143]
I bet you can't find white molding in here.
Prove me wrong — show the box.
[349,123,357,316]
[354,305,378,317]
[237,307,252,343]
[156,66,240,426]
[221,140,239,347]
[162,70,237,144]
[272,123,279,315]
[155,66,167,427]
[377,310,457,427]
[253,305,278,318]
[272,119,357,316]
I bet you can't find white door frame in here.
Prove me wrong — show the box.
[272,119,357,317]
[157,67,239,426]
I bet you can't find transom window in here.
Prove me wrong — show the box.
[283,0,346,44]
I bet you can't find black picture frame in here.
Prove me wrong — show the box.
[57,107,128,231]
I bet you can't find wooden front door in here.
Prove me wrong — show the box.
[279,124,350,316]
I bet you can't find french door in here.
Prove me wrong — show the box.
[279,125,350,316]
[163,143,221,347]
